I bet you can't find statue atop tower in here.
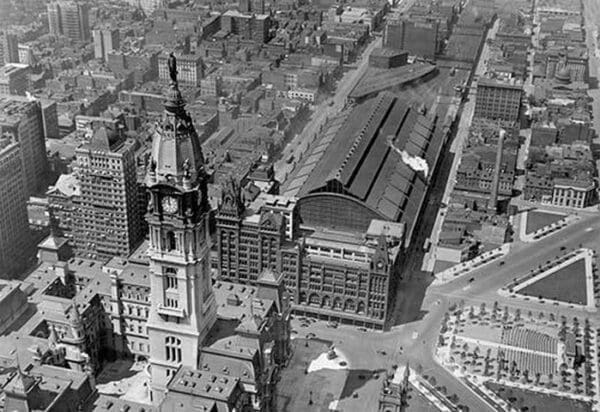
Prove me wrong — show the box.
[167,52,178,84]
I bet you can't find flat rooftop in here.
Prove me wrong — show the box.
[168,366,239,401]
[0,95,36,126]
[212,281,273,321]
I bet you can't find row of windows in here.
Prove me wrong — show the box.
[165,336,182,362]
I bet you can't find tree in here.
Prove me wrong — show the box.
[535,372,541,385]
[493,301,499,313]
[497,350,505,371]
[546,373,554,388]
[560,363,568,374]
[503,306,509,323]
[560,374,568,391]
[480,302,486,316]
[559,325,567,341]
[538,311,544,321]
[521,369,529,384]
[549,313,556,322]
[515,309,521,322]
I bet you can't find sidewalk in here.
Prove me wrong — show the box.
[518,211,579,243]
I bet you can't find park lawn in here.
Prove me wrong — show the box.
[525,211,564,235]
[520,258,587,305]
[485,382,591,412]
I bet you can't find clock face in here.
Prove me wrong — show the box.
[162,196,178,214]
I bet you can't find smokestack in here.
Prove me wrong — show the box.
[488,129,505,214]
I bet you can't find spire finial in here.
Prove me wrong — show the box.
[71,300,82,325]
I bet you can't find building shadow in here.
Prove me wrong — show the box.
[96,358,138,385]
[339,368,387,400]
[5,304,37,336]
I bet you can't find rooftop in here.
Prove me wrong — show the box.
[287,92,443,233]
[213,281,273,322]
[168,366,239,401]
[47,173,81,198]
[349,62,436,99]
[0,95,37,126]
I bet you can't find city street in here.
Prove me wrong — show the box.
[423,18,500,272]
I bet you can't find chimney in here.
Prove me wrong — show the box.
[488,129,505,214]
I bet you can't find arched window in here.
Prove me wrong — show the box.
[357,301,366,315]
[166,231,176,251]
[165,336,182,362]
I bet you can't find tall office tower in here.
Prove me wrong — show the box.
[93,28,120,61]
[47,3,62,37]
[474,78,523,123]
[240,0,252,13]
[0,134,31,277]
[61,2,90,41]
[40,99,60,140]
[92,29,103,59]
[48,2,90,41]
[384,19,439,59]
[252,0,266,14]
[17,44,35,66]
[0,32,19,64]
[240,0,265,14]
[146,59,216,403]
[0,96,48,196]
[72,127,143,261]
[0,64,29,96]
[138,0,164,16]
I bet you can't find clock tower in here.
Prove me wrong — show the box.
[145,53,216,402]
